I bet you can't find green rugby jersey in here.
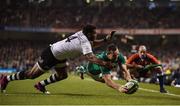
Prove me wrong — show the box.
[87,51,126,75]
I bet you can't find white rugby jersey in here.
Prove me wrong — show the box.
[50,31,93,60]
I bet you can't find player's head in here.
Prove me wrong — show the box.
[107,44,119,60]
[82,24,97,41]
[138,45,147,59]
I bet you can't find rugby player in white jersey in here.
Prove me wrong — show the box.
[0,25,126,94]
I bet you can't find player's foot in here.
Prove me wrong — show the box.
[34,83,50,94]
[160,88,168,93]
[76,66,86,73]
[80,72,84,79]
[0,74,9,93]
[76,66,86,79]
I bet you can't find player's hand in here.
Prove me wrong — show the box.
[104,31,116,41]
[135,65,144,69]
[118,86,128,93]
[110,31,116,38]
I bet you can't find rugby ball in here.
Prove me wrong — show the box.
[124,80,139,94]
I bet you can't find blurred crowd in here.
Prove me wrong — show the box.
[0,6,97,28]
[0,4,180,28]
[0,39,48,72]
[97,6,180,28]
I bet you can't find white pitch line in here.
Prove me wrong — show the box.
[139,88,180,98]
[139,88,159,93]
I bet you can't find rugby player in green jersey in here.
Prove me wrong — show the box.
[76,44,132,93]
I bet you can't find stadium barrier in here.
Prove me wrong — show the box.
[1,26,180,35]
[0,68,17,73]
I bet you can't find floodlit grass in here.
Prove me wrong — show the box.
[0,73,180,105]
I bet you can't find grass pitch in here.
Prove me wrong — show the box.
[0,73,180,105]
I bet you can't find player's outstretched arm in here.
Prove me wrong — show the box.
[120,64,132,81]
[84,53,113,69]
[102,74,127,93]
[93,31,116,47]
[117,54,132,81]
[126,63,144,69]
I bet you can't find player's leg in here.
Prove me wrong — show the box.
[154,66,167,93]
[76,63,105,83]
[8,63,44,81]
[35,60,67,94]
[87,72,105,83]
[87,64,107,83]
[76,64,88,79]
[0,46,56,92]
[0,63,45,93]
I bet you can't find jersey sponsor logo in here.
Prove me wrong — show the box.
[65,36,78,42]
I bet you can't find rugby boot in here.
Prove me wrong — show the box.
[0,74,9,93]
[34,82,50,94]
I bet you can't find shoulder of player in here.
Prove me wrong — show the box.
[76,31,90,42]
[128,53,139,59]
[146,53,156,58]
[117,52,124,58]
[75,31,85,38]
[126,53,139,63]
[146,53,160,64]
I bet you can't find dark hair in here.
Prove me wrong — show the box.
[107,44,117,52]
[82,24,96,35]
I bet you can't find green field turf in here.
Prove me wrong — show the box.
[0,73,180,105]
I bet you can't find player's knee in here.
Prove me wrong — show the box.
[97,79,105,83]
[61,72,68,80]
[56,72,68,81]
[55,66,68,80]
[30,75,38,79]
[94,77,105,83]
[25,71,38,79]
[27,74,38,79]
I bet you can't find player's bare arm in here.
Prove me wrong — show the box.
[84,53,113,69]
[93,31,116,47]
[119,63,132,81]
[126,63,144,69]
[102,74,127,93]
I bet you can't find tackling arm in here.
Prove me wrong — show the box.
[93,31,116,47]
[84,53,113,69]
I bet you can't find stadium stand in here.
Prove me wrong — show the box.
[0,0,180,28]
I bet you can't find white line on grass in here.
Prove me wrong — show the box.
[139,88,180,98]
